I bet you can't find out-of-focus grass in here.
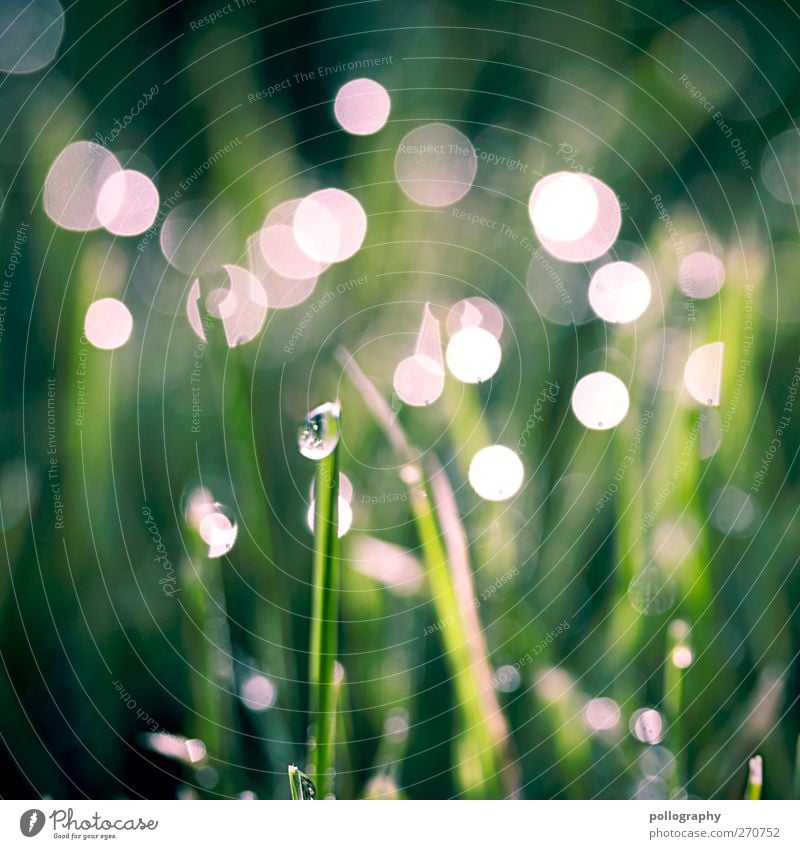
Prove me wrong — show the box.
[0,0,798,802]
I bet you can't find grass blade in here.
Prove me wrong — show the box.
[288,764,317,800]
[301,402,342,799]
[745,755,763,800]
[337,347,517,798]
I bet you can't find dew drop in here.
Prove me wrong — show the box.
[298,401,341,460]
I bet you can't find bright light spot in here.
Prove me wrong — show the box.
[446,326,502,383]
[393,355,445,406]
[584,697,621,732]
[143,732,206,765]
[394,303,445,406]
[534,666,574,702]
[0,0,64,74]
[588,261,652,323]
[529,172,598,241]
[258,223,327,279]
[184,486,215,529]
[307,473,353,538]
[334,77,391,135]
[395,123,477,207]
[246,232,318,312]
[96,170,159,236]
[446,296,504,339]
[749,755,763,787]
[571,371,629,430]
[84,298,133,350]
[240,674,277,712]
[44,142,121,231]
[684,341,724,406]
[652,518,697,567]
[468,445,524,501]
[711,486,759,536]
[307,497,353,538]
[399,464,421,485]
[679,251,725,298]
[671,646,694,669]
[494,664,522,693]
[199,507,238,557]
[630,708,665,744]
[349,536,425,596]
[529,173,621,263]
[294,188,366,263]
[385,708,410,742]
[217,264,268,348]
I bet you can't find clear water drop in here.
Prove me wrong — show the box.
[298,401,341,460]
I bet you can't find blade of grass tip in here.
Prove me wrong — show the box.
[336,347,517,798]
[299,401,341,799]
[745,755,763,799]
[288,764,317,800]
[663,619,691,793]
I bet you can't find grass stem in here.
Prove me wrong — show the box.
[305,432,341,798]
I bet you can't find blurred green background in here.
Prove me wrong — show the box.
[1,0,799,799]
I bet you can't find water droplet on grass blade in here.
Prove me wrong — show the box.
[298,401,341,460]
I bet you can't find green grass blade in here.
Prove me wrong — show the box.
[304,415,341,799]
[745,755,763,800]
[288,764,317,800]
[337,347,516,798]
